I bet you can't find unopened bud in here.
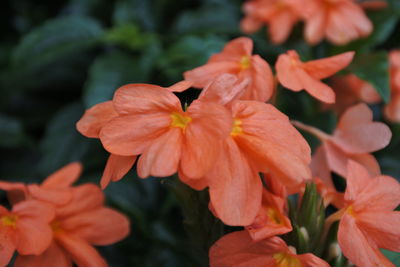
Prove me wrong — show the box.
[328,242,341,260]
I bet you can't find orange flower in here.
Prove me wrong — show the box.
[324,74,381,114]
[13,184,130,267]
[293,103,391,197]
[99,83,232,180]
[303,0,373,45]
[246,188,292,241]
[241,0,301,44]
[181,82,311,225]
[384,50,400,123]
[331,161,400,267]
[76,101,137,189]
[209,231,329,267]
[360,0,388,10]
[184,37,274,102]
[276,50,354,103]
[0,200,55,266]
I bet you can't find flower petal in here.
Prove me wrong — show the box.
[302,52,354,80]
[42,162,82,189]
[0,228,16,267]
[16,219,53,255]
[27,185,72,205]
[100,154,137,189]
[344,160,372,203]
[14,242,72,267]
[210,37,253,62]
[184,62,239,88]
[243,55,274,102]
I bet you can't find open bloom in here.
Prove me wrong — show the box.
[331,161,400,267]
[384,50,400,123]
[0,200,55,267]
[184,37,274,102]
[276,50,354,103]
[181,77,311,225]
[99,82,232,180]
[14,184,130,267]
[324,74,381,114]
[209,231,329,267]
[241,0,301,44]
[303,0,373,45]
[293,103,391,188]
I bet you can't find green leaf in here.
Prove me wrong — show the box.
[112,0,155,30]
[382,249,400,265]
[12,16,104,68]
[0,114,29,148]
[103,24,154,50]
[83,50,150,107]
[350,51,390,103]
[38,102,90,175]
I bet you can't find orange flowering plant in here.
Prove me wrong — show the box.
[1,0,400,266]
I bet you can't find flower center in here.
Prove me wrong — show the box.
[51,221,64,234]
[1,215,18,228]
[346,205,355,217]
[170,112,192,131]
[273,252,303,267]
[230,118,243,136]
[240,56,251,70]
[267,207,284,225]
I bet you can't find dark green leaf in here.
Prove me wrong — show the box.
[0,114,29,148]
[103,24,154,50]
[382,249,400,265]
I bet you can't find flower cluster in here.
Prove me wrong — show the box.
[76,35,400,266]
[0,163,130,267]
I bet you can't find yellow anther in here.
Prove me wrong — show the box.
[170,112,192,131]
[230,119,243,136]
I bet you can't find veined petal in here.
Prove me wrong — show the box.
[209,37,253,62]
[268,10,297,44]
[42,162,82,188]
[183,62,239,88]
[27,185,72,205]
[16,219,53,255]
[336,103,373,130]
[76,101,117,138]
[243,55,274,102]
[338,214,394,267]
[100,113,170,156]
[166,80,192,93]
[100,154,137,189]
[113,83,181,115]
[344,160,372,203]
[0,227,16,267]
[276,51,305,91]
[302,52,354,80]
[180,101,232,179]
[208,138,262,226]
[13,200,55,222]
[14,242,72,267]
[137,128,182,178]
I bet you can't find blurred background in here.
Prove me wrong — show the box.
[0,0,399,266]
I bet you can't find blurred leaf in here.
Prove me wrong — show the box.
[83,50,149,108]
[350,51,390,103]
[0,114,29,148]
[39,102,90,175]
[382,249,400,265]
[12,16,104,68]
[103,24,154,50]
[113,0,155,31]
[388,0,400,15]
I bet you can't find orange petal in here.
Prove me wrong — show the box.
[0,227,16,267]
[137,128,182,178]
[240,16,262,34]
[304,6,326,45]
[209,37,253,62]
[57,234,107,267]
[166,80,192,93]
[384,93,400,123]
[243,55,274,102]
[56,184,104,218]
[61,207,130,246]
[177,170,208,190]
[358,211,400,252]
[180,101,232,179]
[0,181,28,204]
[16,218,53,255]
[343,160,372,202]
[268,10,296,44]
[13,200,55,222]
[42,162,82,188]
[113,83,181,115]
[296,253,330,267]
[76,101,118,138]
[28,185,72,205]
[14,242,72,267]
[100,113,170,156]
[207,138,262,226]
[336,103,373,130]
[276,51,305,91]
[183,61,239,88]
[100,154,137,189]
[302,52,355,80]
[338,214,394,267]
[311,145,334,188]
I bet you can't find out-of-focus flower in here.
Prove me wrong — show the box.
[384,50,400,123]
[241,0,301,44]
[293,103,391,190]
[332,161,400,267]
[184,37,274,102]
[99,82,232,180]
[324,74,381,114]
[359,0,388,10]
[0,200,55,267]
[181,79,311,226]
[302,0,373,45]
[14,184,130,267]
[276,50,354,103]
[209,231,329,266]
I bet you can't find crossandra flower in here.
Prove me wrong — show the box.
[98,82,232,180]
[327,161,400,267]
[302,0,373,45]
[0,200,55,267]
[293,103,391,193]
[384,50,400,123]
[180,78,311,225]
[241,0,302,44]
[209,231,329,267]
[276,50,354,103]
[184,37,274,102]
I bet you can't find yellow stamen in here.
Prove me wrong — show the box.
[267,207,283,225]
[230,118,243,136]
[170,112,192,131]
[273,252,303,267]
[240,56,251,70]
[346,205,355,217]
[1,215,18,228]
[51,221,64,234]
